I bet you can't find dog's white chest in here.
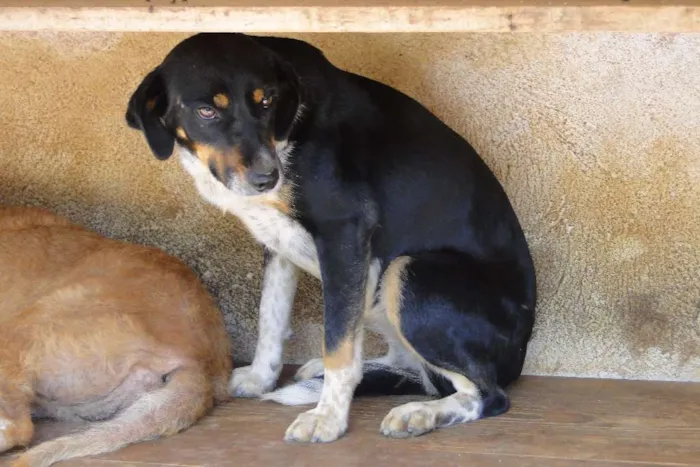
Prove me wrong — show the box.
[236,204,319,278]
[179,153,320,278]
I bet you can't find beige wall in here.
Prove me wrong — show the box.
[1,32,698,381]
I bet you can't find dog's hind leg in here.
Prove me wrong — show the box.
[378,253,533,438]
[11,367,213,467]
[293,259,415,383]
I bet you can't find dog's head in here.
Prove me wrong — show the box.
[126,33,301,196]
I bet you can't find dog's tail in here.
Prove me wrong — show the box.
[12,367,215,467]
[262,362,437,406]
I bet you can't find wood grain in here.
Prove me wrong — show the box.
[3,375,698,466]
[1,0,700,32]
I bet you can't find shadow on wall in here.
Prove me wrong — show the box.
[0,31,698,381]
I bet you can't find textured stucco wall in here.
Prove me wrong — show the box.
[0,32,698,381]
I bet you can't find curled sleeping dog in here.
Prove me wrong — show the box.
[126,33,536,443]
[0,206,232,467]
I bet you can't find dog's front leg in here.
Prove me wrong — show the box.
[284,217,373,443]
[229,249,299,398]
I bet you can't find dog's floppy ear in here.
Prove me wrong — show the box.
[272,56,301,141]
[125,67,174,160]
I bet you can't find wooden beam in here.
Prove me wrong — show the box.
[1,0,699,33]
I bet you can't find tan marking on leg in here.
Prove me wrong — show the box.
[383,256,411,324]
[382,256,422,361]
[322,257,380,372]
[323,337,354,370]
[293,259,379,383]
[381,256,479,395]
[213,93,230,109]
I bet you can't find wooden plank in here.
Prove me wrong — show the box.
[7,375,699,467]
[1,0,700,33]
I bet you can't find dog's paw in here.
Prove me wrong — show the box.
[284,410,347,443]
[228,366,276,398]
[380,402,437,438]
[294,358,325,381]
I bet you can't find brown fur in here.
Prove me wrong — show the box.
[382,256,412,348]
[322,338,354,370]
[176,126,189,141]
[213,93,230,109]
[0,206,232,467]
[252,88,264,104]
[381,256,428,363]
[191,143,246,183]
[256,183,293,215]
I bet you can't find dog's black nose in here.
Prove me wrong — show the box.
[248,168,279,192]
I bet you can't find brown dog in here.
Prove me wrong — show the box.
[0,206,232,467]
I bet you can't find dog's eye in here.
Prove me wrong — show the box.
[261,96,272,110]
[196,106,218,120]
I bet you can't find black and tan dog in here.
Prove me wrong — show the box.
[126,33,536,443]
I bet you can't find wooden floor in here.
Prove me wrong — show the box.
[4,375,700,467]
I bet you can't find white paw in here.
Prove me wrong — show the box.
[284,410,347,443]
[294,358,325,381]
[228,366,277,398]
[380,402,437,438]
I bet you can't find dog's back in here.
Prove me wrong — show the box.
[0,206,231,467]
[0,206,101,321]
